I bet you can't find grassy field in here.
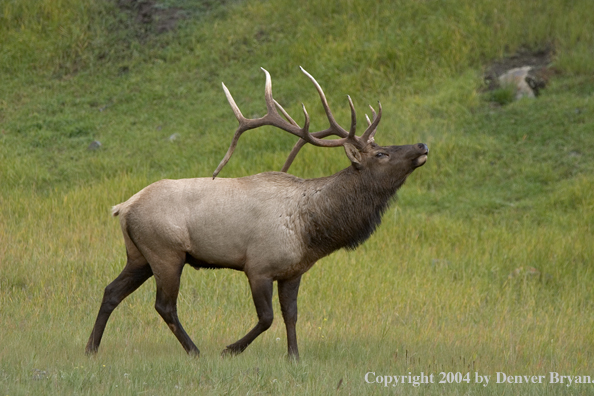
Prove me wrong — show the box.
[1,0,594,394]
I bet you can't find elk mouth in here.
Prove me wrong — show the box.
[414,154,428,167]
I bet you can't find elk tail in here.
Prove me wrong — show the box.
[111,204,123,217]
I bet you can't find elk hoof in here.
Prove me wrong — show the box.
[85,348,97,356]
[187,348,200,358]
[221,346,243,358]
[287,353,300,362]
[85,342,98,356]
[220,348,234,358]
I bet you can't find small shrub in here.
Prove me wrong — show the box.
[486,86,516,106]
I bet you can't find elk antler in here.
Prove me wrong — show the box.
[213,67,382,178]
[280,101,382,172]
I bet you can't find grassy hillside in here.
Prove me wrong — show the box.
[1,0,593,395]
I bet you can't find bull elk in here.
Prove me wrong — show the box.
[86,67,428,359]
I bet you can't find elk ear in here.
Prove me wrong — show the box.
[344,143,363,169]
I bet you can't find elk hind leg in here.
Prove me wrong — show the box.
[153,261,200,356]
[222,276,274,356]
[86,255,153,355]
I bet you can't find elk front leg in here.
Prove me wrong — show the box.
[278,275,302,360]
[222,276,273,356]
[86,260,153,355]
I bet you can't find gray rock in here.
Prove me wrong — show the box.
[88,140,102,150]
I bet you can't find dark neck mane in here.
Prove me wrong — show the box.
[299,166,404,260]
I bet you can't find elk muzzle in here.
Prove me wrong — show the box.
[413,143,429,167]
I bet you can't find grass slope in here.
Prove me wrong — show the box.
[1,0,593,394]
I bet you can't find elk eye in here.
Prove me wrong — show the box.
[375,152,387,158]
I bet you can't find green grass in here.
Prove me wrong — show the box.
[1,0,594,394]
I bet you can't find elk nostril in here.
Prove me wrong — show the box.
[417,143,428,153]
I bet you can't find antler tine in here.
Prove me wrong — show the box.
[301,103,311,135]
[262,67,276,113]
[347,95,357,140]
[222,82,245,123]
[360,101,382,144]
[363,105,375,142]
[213,83,250,179]
[368,104,377,122]
[274,99,299,127]
[299,66,350,138]
[212,126,242,179]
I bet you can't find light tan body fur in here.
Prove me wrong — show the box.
[115,173,319,281]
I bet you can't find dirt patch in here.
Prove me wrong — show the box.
[117,0,186,35]
[483,46,557,94]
